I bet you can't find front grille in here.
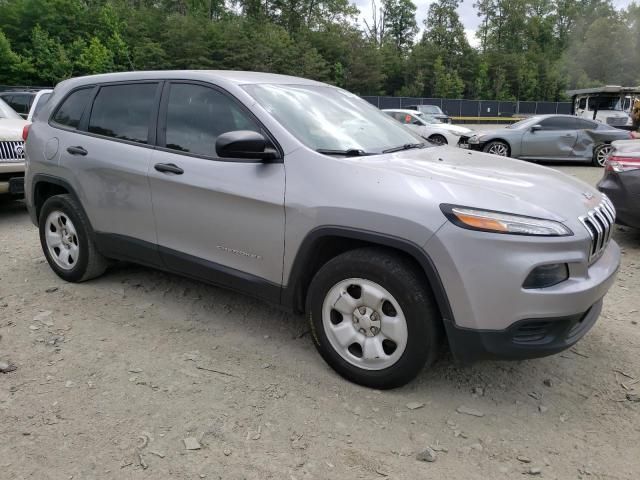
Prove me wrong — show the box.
[0,141,25,162]
[579,196,615,262]
[606,116,628,127]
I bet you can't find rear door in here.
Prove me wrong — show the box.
[53,82,160,260]
[148,81,285,292]
[521,116,578,159]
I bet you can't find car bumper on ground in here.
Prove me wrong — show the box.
[425,222,620,363]
[0,162,25,195]
[597,172,640,228]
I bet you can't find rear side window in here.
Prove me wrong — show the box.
[163,83,260,157]
[52,88,93,129]
[88,83,158,144]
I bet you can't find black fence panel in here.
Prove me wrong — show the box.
[361,96,379,107]
[518,101,537,114]
[460,99,479,116]
[442,99,461,116]
[378,97,402,109]
[499,101,517,116]
[557,103,572,114]
[536,102,558,114]
[479,101,499,117]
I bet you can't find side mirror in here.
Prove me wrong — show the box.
[215,130,279,161]
[531,124,542,132]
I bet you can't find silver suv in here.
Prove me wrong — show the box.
[24,71,620,388]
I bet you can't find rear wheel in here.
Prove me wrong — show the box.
[593,143,613,167]
[428,134,448,146]
[39,194,108,282]
[306,248,442,389]
[483,140,510,157]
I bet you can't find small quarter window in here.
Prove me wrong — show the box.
[52,88,93,129]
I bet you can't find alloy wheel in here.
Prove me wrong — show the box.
[596,145,613,167]
[322,278,408,370]
[487,143,508,156]
[44,210,80,270]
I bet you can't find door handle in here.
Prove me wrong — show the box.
[66,146,87,156]
[154,163,184,175]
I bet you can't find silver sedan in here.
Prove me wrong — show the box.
[466,114,631,166]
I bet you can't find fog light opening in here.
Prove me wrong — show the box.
[523,263,569,289]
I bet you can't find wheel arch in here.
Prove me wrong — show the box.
[31,174,94,233]
[281,227,455,325]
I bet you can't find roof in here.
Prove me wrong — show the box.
[566,86,640,96]
[58,70,327,89]
[381,109,421,114]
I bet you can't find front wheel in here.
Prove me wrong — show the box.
[483,140,510,157]
[306,248,442,389]
[593,143,613,167]
[428,134,448,146]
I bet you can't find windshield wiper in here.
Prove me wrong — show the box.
[316,148,372,157]
[382,143,426,153]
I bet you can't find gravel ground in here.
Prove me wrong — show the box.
[1,165,639,480]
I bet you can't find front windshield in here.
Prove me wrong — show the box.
[0,98,23,120]
[243,84,426,153]
[588,96,623,111]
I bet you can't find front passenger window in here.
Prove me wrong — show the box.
[164,83,260,157]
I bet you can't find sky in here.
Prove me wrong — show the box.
[353,0,636,48]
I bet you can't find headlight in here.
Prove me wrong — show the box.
[441,205,573,236]
[467,134,483,144]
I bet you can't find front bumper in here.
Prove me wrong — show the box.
[425,221,620,362]
[597,171,640,228]
[0,162,25,195]
[445,300,602,362]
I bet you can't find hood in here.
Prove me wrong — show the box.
[437,123,472,135]
[351,146,601,222]
[0,119,29,141]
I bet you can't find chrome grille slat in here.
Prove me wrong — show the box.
[579,196,616,263]
[0,141,25,162]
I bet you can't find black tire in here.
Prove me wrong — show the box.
[592,143,613,167]
[483,140,510,157]
[428,134,448,145]
[306,247,442,389]
[39,194,108,282]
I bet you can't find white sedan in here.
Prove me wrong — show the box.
[382,109,473,146]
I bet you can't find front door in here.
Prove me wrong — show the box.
[521,116,578,158]
[148,82,285,297]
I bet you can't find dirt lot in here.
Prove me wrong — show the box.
[1,166,639,480]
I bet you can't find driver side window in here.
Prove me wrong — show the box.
[539,117,576,130]
[163,83,260,157]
